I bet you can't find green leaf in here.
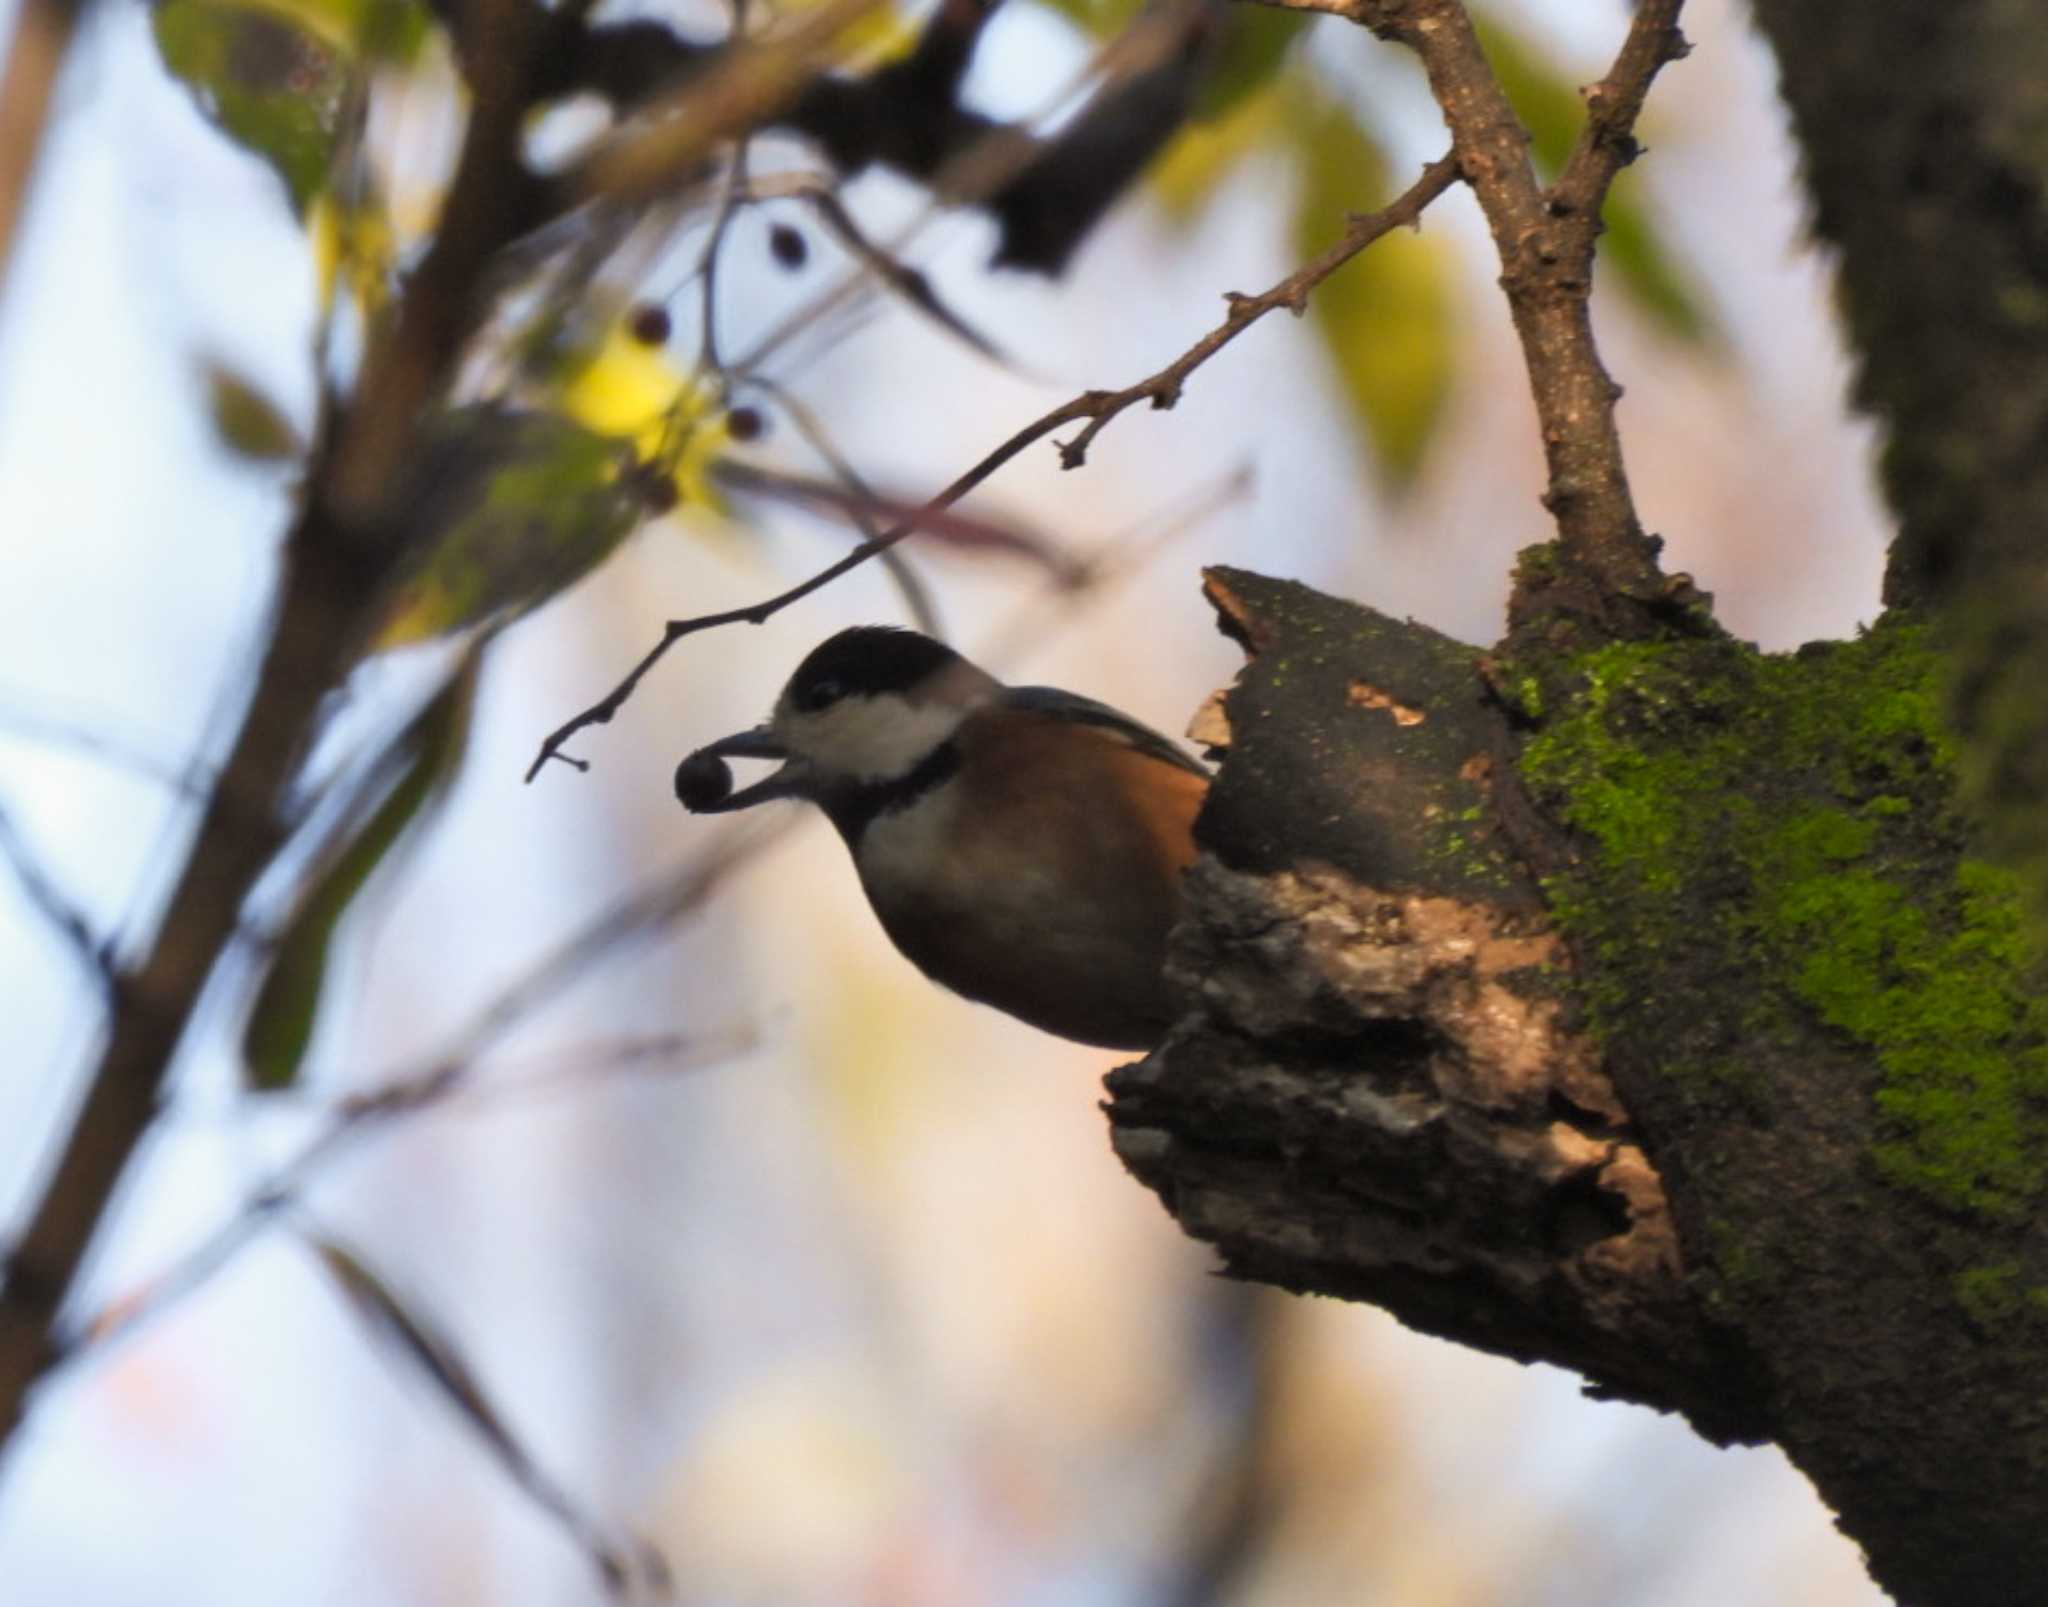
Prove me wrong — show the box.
[1599,174,1717,346]
[204,361,305,461]
[1150,79,1282,228]
[1470,8,1581,176]
[1472,7,1715,345]
[153,0,351,214]
[372,408,645,649]
[1030,0,1142,40]
[1288,93,1456,489]
[242,653,477,1090]
[1195,12,1311,120]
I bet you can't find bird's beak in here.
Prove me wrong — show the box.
[682,725,809,812]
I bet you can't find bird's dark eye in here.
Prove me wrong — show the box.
[796,677,847,713]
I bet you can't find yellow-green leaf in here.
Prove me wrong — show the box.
[1600,174,1716,346]
[371,409,644,649]
[1030,0,1141,41]
[243,652,477,1089]
[1471,8,1580,175]
[153,0,351,214]
[1195,12,1310,120]
[1288,93,1455,489]
[1150,79,1283,227]
[205,362,305,462]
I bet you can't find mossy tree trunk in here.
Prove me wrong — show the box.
[1106,11,2048,1606]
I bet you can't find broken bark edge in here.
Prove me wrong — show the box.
[1104,568,1770,1446]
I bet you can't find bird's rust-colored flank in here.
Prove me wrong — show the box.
[867,708,1206,1049]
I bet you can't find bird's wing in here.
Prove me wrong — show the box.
[1000,686,1212,779]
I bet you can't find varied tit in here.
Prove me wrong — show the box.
[675,627,1209,1050]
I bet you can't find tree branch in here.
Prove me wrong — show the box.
[0,0,555,1469]
[1328,0,1688,624]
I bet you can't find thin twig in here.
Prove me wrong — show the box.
[0,704,211,798]
[0,800,110,984]
[526,152,1461,780]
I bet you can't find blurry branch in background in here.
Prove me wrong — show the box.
[303,1228,666,1597]
[0,0,959,1465]
[525,151,1460,780]
[0,800,112,987]
[1158,1287,1285,1607]
[0,0,88,315]
[738,375,945,637]
[0,703,215,799]
[62,829,778,1371]
[0,0,558,1458]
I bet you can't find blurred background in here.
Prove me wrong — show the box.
[0,0,1893,1601]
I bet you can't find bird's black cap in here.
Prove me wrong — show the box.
[784,627,960,713]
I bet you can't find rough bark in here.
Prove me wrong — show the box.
[1107,568,2048,1607]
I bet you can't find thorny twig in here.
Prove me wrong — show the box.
[526,152,1461,780]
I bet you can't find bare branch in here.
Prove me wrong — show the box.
[1329,0,1689,617]
[526,153,1460,780]
[0,800,110,986]
[1052,152,1461,470]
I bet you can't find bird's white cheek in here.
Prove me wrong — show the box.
[782,697,963,783]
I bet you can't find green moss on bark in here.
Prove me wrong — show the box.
[1516,618,2048,1223]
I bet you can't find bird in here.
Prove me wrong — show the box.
[674,626,1210,1049]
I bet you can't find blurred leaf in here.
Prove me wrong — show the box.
[371,408,646,649]
[204,361,304,461]
[1287,93,1456,488]
[153,0,350,213]
[1602,174,1716,345]
[1043,4,1305,230]
[1473,7,1714,345]
[243,652,477,1089]
[1030,0,1142,40]
[1470,8,1580,175]
[1195,11,1309,120]
[1151,78,1283,228]
[248,0,431,59]
[555,322,732,508]
[310,187,398,322]
[305,1232,642,1595]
